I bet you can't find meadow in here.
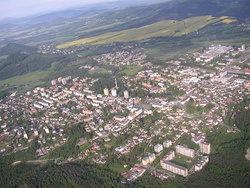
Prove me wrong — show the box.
[118,66,143,76]
[57,16,236,49]
[0,62,58,93]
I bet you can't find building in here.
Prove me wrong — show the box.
[128,108,143,120]
[61,76,72,85]
[124,90,129,99]
[176,145,195,158]
[160,160,188,177]
[114,115,126,122]
[142,156,150,166]
[104,88,109,96]
[111,88,117,97]
[51,79,57,85]
[239,44,246,51]
[163,140,172,148]
[58,77,63,83]
[242,44,246,51]
[195,155,209,171]
[199,141,211,154]
[162,150,175,161]
[148,153,156,163]
[34,103,43,109]
[154,144,163,153]
[62,78,67,85]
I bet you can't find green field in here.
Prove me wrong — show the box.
[119,66,143,76]
[0,70,49,87]
[0,55,8,60]
[0,62,58,92]
[172,154,195,169]
[57,16,236,48]
[88,68,111,74]
[108,161,129,173]
[75,22,124,35]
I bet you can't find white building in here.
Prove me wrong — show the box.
[124,90,129,99]
[51,79,57,85]
[111,88,117,97]
[154,144,163,153]
[176,145,195,158]
[148,153,156,163]
[160,161,188,177]
[163,140,172,148]
[195,155,209,171]
[142,156,150,166]
[199,141,211,154]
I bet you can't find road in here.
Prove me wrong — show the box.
[12,158,60,166]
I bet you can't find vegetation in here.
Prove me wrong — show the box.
[0,43,37,56]
[0,53,67,80]
[89,68,111,75]
[0,0,250,187]
[182,130,250,188]
[57,16,235,48]
[0,160,123,188]
[118,66,143,76]
[224,97,250,139]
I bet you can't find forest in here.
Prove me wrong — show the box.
[0,52,68,80]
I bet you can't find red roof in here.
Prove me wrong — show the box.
[0,135,5,141]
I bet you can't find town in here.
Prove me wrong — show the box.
[0,43,250,183]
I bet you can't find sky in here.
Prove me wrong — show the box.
[0,0,117,20]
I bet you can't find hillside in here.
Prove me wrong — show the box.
[55,0,250,48]
[75,0,250,39]
[0,53,67,80]
[57,16,236,48]
[0,0,249,47]
[0,43,37,56]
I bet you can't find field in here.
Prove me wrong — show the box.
[0,71,46,87]
[88,68,111,74]
[57,16,236,48]
[108,161,128,173]
[0,62,58,93]
[172,154,196,169]
[119,66,143,76]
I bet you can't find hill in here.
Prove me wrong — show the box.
[1,0,250,47]
[56,0,250,48]
[0,43,37,56]
[57,16,236,48]
[0,53,67,80]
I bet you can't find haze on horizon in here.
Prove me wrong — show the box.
[0,0,119,20]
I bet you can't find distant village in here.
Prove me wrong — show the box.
[1,43,250,183]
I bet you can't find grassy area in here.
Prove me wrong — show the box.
[88,68,111,74]
[118,66,143,76]
[0,55,8,60]
[108,161,129,173]
[0,62,58,92]
[0,71,46,87]
[57,16,236,48]
[75,22,124,35]
[172,154,195,169]
[176,133,199,151]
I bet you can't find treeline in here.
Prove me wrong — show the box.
[0,43,37,56]
[45,123,88,160]
[224,97,250,137]
[183,136,250,188]
[0,53,67,80]
[182,98,250,188]
[0,160,123,188]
